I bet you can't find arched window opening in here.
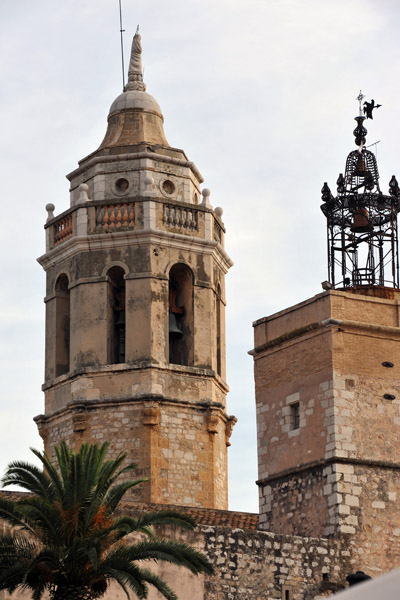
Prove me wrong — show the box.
[55,274,70,377]
[107,266,126,364]
[216,283,222,376]
[168,264,193,366]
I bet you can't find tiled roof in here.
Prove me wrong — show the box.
[0,491,26,502]
[120,501,259,530]
[0,491,258,530]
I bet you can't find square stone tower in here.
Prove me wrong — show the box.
[34,32,235,510]
[251,98,400,573]
[252,288,400,570]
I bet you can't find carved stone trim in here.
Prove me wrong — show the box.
[225,415,237,446]
[72,412,87,433]
[206,409,220,434]
[143,407,160,427]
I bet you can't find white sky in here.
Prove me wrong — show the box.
[1,0,399,513]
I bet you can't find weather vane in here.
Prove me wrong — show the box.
[357,90,382,120]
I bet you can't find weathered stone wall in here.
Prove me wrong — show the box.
[36,395,231,509]
[258,460,400,572]
[0,500,352,600]
[253,289,400,577]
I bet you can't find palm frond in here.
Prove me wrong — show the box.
[137,568,178,600]
[107,539,214,575]
[104,479,147,515]
[0,497,36,535]
[113,510,196,541]
[103,564,148,600]
[16,497,62,544]
[30,448,64,501]
[1,461,55,504]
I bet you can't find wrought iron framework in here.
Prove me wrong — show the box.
[321,114,400,289]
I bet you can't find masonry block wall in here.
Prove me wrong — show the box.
[0,496,355,600]
[251,288,400,573]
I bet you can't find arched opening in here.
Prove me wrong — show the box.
[168,264,193,366]
[107,266,126,364]
[55,274,70,377]
[216,283,222,376]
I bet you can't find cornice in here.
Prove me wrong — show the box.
[67,150,204,184]
[37,229,234,273]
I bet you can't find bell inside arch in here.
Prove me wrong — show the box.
[169,312,183,337]
[350,207,371,233]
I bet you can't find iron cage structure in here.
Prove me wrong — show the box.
[321,114,400,289]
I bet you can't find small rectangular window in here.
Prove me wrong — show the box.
[283,588,292,600]
[291,402,300,430]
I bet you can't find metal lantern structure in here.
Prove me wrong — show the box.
[321,98,400,289]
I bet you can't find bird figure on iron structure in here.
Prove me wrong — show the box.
[363,98,382,119]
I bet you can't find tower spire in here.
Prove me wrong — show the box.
[125,26,146,92]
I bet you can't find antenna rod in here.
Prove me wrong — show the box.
[118,0,125,91]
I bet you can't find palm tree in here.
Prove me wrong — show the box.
[0,442,213,600]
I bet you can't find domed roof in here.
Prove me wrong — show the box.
[109,90,163,116]
[98,30,169,150]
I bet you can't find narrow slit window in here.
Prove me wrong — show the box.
[282,588,292,600]
[216,284,222,376]
[55,274,70,377]
[107,266,126,364]
[291,402,300,430]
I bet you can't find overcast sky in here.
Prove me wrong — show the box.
[1,0,400,513]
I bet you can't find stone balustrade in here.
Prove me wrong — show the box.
[54,214,73,245]
[163,204,198,231]
[47,199,225,251]
[95,202,135,232]
[214,220,222,243]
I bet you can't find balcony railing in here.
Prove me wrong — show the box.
[95,202,135,232]
[163,204,198,231]
[54,214,73,245]
[47,198,222,251]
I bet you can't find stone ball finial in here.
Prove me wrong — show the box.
[78,183,90,202]
[214,206,223,218]
[45,203,55,221]
[201,188,212,208]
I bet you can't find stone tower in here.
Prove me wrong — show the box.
[35,32,235,510]
[251,100,400,573]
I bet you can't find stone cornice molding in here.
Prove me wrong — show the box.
[256,455,400,487]
[34,395,233,424]
[37,229,233,273]
[249,317,400,356]
[67,151,203,184]
[41,360,229,393]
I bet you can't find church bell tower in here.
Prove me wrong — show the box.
[35,31,235,510]
[252,95,400,573]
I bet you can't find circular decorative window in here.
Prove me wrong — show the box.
[114,178,130,195]
[161,179,176,196]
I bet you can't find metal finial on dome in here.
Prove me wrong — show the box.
[125,26,146,92]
